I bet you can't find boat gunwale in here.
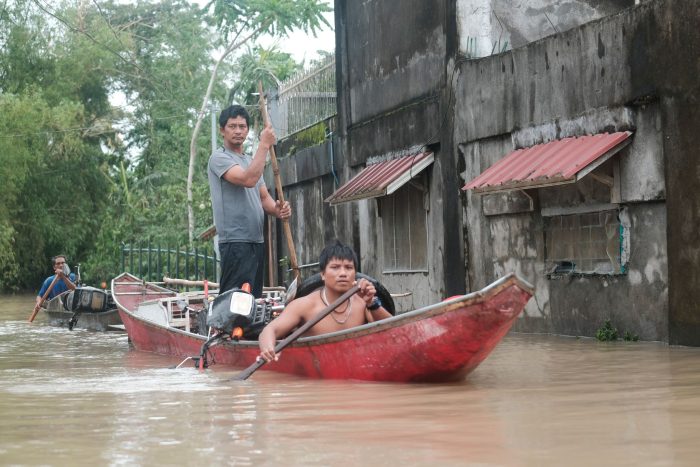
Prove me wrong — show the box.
[113,272,533,348]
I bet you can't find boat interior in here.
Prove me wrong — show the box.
[135,287,287,337]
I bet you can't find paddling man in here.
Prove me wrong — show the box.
[258,241,392,362]
[35,255,76,306]
[208,105,291,298]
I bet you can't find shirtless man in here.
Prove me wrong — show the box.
[258,240,392,362]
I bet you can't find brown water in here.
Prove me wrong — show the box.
[2,294,700,466]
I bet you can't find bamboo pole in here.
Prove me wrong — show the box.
[257,80,300,283]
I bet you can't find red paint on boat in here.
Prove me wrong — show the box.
[113,273,533,383]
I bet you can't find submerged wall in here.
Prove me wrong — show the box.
[454,0,700,343]
[273,0,699,344]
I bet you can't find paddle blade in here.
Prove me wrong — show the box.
[28,306,41,323]
[231,358,266,381]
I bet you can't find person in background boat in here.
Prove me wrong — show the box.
[258,240,392,362]
[35,255,76,306]
[207,104,291,298]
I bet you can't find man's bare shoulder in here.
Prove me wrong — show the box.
[285,290,324,318]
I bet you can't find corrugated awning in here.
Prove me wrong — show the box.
[462,132,632,193]
[325,152,434,205]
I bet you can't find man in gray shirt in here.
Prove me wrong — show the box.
[208,105,291,297]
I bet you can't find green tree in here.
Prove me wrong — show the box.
[80,0,225,282]
[0,0,118,289]
[228,45,302,110]
[0,0,329,290]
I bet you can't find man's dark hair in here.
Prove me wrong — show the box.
[52,255,67,265]
[218,104,250,128]
[319,240,358,271]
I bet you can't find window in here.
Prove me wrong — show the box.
[544,209,625,275]
[381,181,428,272]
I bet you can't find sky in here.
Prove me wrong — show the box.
[108,2,335,157]
[109,2,335,111]
[263,12,335,63]
[195,0,335,64]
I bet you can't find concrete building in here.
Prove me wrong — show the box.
[272,0,700,344]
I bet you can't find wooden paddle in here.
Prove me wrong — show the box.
[257,81,300,291]
[28,274,61,322]
[231,284,360,381]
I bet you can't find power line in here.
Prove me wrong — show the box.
[29,0,164,91]
[0,113,193,139]
[31,0,134,69]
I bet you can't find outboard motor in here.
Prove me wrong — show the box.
[206,285,279,340]
[188,285,284,370]
[63,286,109,313]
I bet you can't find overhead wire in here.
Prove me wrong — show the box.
[30,0,139,73]
[29,0,167,93]
[0,112,193,140]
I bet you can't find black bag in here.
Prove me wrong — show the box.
[63,287,109,313]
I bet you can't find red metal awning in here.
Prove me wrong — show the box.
[462,132,632,193]
[325,152,434,205]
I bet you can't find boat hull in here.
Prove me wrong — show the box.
[42,293,122,332]
[114,273,533,383]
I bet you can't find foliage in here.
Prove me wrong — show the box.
[0,0,119,289]
[79,0,222,283]
[0,0,333,291]
[206,0,331,41]
[228,45,302,109]
[623,331,639,342]
[285,120,329,155]
[595,320,619,341]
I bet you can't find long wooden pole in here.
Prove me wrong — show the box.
[28,275,60,323]
[257,81,300,283]
[231,284,360,381]
[267,216,274,286]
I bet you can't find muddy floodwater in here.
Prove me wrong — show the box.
[2,294,700,466]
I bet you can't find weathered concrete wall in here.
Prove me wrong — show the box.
[455,0,698,343]
[330,0,465,308]
[457,0,636,57]
[342,0,447,164]
[265,139,353,283]
[655,3,700,345]
[345,99,441,167]
[344,0,445,124]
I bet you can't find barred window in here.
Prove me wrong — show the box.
[545,209,625,275]
[381,182,428,272]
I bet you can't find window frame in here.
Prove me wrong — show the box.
[380,175,429,274]
[543,206,628,278]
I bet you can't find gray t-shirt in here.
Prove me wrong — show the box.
[208,147,265,243]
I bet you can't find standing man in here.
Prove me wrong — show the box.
[36,255,76,306]
[208,104,291,297]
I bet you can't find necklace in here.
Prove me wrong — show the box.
[321,288,353,324]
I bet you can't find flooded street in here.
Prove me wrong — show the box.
[2,294,700,466]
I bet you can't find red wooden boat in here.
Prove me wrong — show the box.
[112,272,533,383]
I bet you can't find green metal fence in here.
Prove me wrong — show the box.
[120,242,219,285]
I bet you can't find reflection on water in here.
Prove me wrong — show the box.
[2,294,700,466]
